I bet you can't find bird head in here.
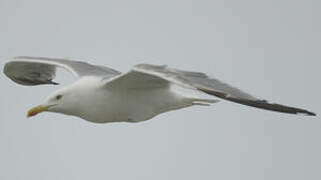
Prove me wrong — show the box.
[26,77,101,119]
[27,89,72,118]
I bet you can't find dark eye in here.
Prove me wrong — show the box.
[56,95,62,100]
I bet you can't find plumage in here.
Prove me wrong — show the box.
[3,56,316,123]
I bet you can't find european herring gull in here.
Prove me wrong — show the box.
[3,56,316,123]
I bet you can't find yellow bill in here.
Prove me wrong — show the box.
[27,105,49,117]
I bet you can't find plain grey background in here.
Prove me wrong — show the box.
[0,0,320,179]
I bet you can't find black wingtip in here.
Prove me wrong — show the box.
[197,87,317,117]
[298,111,317,116]
[51,81,59,85]
[49,80,59,85]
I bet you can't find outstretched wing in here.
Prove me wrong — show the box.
[3,56,121,86]
[106,64,316,116]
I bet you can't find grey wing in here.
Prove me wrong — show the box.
[3,56,121,86]
[106,64,316,116]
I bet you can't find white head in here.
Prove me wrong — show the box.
[27,87,77,117]
[27,77,100,118]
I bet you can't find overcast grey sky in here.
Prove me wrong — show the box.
[0,0,320,180]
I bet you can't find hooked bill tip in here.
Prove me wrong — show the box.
[27,105,49,118]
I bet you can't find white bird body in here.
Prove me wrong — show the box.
[3,56,316,123]
[51,76,217,123]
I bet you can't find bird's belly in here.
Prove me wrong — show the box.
[80,87,191,123]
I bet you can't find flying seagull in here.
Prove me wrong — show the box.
[3,56,316,123]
